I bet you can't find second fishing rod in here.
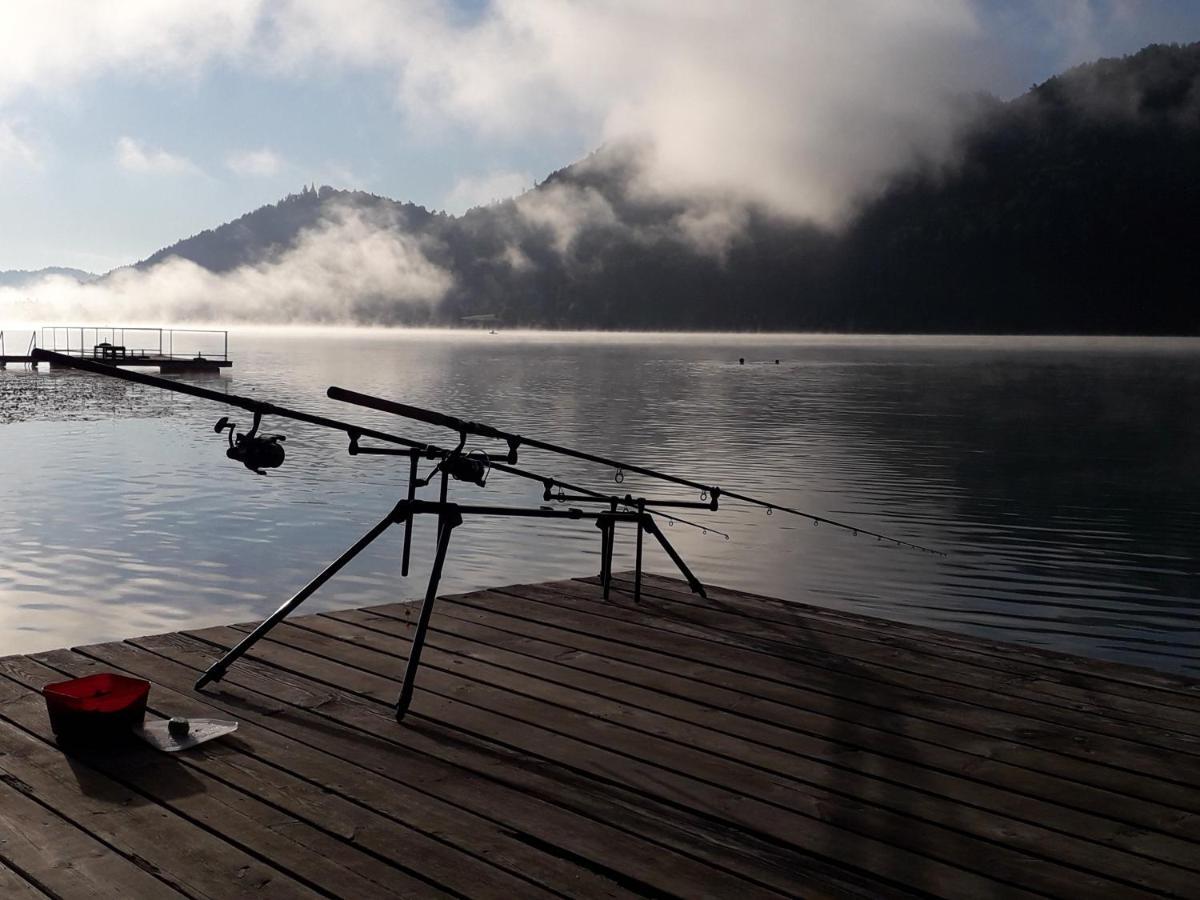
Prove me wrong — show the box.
[30,347,713,582]
[327,386,944,556]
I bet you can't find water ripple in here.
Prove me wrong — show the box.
[2,329,1199,673]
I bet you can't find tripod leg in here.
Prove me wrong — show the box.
[595,516,616,600]
[401,454,418,577]
[596,518,608,581]
[602,519,615,599]
[396,510,459,721]
[634,509,644,603]
[644,516,707,598]
[195,510,397,690]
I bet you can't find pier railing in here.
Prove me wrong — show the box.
[38,327,228,362]
[0,330,37,367]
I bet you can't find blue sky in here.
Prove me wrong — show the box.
[2,1,1198,272]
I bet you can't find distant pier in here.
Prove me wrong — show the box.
[0,326,231,373]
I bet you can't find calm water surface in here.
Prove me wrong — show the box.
[1,329,1197,674]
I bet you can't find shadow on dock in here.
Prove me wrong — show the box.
[0,572,1197,898]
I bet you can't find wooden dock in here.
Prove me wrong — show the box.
[1,326,232,372]
[0,354,232,373]
[1,573,1198,898]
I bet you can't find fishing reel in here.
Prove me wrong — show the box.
[418,449,490,488]
[441,450,490,487]
[214,413,286,475]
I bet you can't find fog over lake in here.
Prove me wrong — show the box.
[2,328,1197,675]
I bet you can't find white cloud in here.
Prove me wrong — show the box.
[0,119,41,170]
[0,2,263,102]
[444,170,532,212]
[1,2,989,222]
[0,204,452,325]
[253,1,987,222]
[0,2,1180,226]
[116,136,198,175]
[226,147,284,177]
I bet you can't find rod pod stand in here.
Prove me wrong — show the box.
[193,500,409,693]
[193,499,703,722]
[192,498,462,720]
[396,504,460,721]
[596,503,618,599]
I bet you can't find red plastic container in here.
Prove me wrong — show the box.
[43,673,150,744]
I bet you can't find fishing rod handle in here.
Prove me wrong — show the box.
[328,387,509,442]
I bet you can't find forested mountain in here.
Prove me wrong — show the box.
[133,43,1200,333]
[837,42,1200,334]
[0,267,96,288]
[137,186,442,274]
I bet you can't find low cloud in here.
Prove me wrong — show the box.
[514,182,619,256]
[671,202,752,260]
[2,0,1191,304]
[116,136,198,175]
[226,147,284,177]
[241,1,986,224]
[0,205,452,325]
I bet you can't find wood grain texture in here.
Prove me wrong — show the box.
[1,572,1196,899]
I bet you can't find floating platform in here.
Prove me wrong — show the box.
[0,354,231,372]
[0,573,1197,898]
[1,326,232,372]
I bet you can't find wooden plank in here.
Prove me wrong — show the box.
[603,574,1200,737]
[123,634,960,899]
[195,622,1150,899]
[0,657,453,900]
[4,570,1192,900]
[478,583,1200,809]
[329,602,1200,874]
[295,608,1200,896]
[0,861,48,899]
[504,580,1200,763]
[0,777,180,898]
[427,592,1200,838]
[0,666,320,900]
[30,648,628,900]
[626,572,1200,702]
[24,649,555,900]
[437,588,1200,836]
[102,635,833,900]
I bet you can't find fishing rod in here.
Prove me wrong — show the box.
[30,348,711,718]
[32,344,714,541]
[28,350,721,542]
[29,348,723,549]
[328,387,943,556]
[31,348,436,458]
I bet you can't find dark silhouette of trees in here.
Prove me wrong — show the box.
[134,42,1200,334]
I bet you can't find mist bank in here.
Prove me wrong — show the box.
[6,43,1200,335]
[0,267,95,288]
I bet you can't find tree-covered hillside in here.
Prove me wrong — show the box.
[836,42,1200,334]
[134,43,1200,333]
[1,267,96,288]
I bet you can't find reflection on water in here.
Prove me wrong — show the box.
[2,329,1198,674]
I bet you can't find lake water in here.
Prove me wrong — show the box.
[1,329,1198,675]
